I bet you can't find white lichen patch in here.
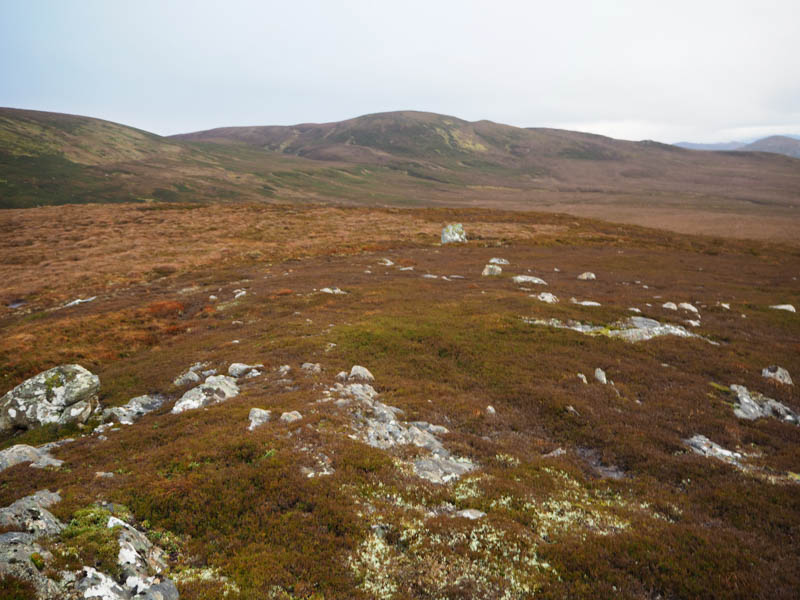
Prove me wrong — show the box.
[350,516,555,600]
[172,566,240,596]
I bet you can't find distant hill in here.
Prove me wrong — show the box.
[675,141,745,151]
[675,135,800,158]
[3,108,800,241]
[739,135,800,158]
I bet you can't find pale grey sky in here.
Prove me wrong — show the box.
[2,0,798,142]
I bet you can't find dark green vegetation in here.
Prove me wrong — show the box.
[3,108,800,241]
[1,204,798,598]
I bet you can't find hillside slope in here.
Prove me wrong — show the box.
[172,110,800,212]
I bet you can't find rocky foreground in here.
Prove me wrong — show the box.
[0,206,798,599]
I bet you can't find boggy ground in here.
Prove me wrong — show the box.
[1,203,799,599]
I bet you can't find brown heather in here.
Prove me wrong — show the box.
[0,202,798,599]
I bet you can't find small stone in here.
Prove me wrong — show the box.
[280,411,302,424]
[320,287,347,295]
[208,295,218,302]
[678,302,699,313]
[486,405,496,415]
[662,302,678,311]
[348,365,375,382]
[95,471,114,479]
[301,363,322,374]
[488,258,509,265]
[441,223,467,244]
[628,307,641,313]
[594,368,607,384]
[577,373,588,384]
[762,366,793,386]
[577,272,596,280]
[482,265,502,276]
[378,258,394,266]
[422,274,438,279]
[234,290,247,299]
[248,408,272,431]
[336,371,348,382]
[277,365,291,377]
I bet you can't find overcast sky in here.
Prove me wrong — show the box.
[2,0,798,142]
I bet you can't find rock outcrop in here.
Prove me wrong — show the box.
[103,395,166,425]
[0,365,100,433]
[730,384,798,424]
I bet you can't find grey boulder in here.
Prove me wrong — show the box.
[0,364,100,433]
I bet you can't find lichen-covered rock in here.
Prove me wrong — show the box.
[0,490,63,538]
[280,411,302,423]
[75,566,129,599]
[482,264,502,276]
[107,516,168,583]
[513,275,547,285]
[0,364,100,433]
[441,223,467,244]
[730,384,798,424]
[762,365,793,386]
[684,434,741,464]
[348,365,375,382]
[0,532,63,599]
[248,408,271,430]
[171,375,239,414]
[103,395,166,425]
